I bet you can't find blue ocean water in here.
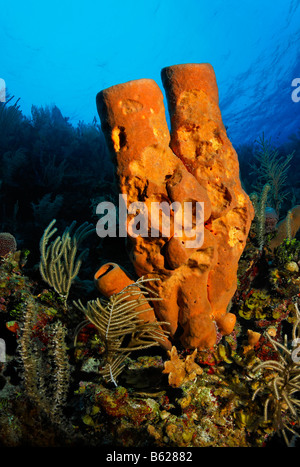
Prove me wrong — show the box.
[1,0,300,147]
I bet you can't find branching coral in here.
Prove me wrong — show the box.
[74,277,170,386]
[250,183,271,250]
[33,153,68,191]
[39,219,94,303]
[251,301,300,445]
[32,193,64,227]
[250,134,294,216]
[0,96,23,151]
[2,148,28,187]
[51,320,71,418]
[249,136,298,252]
[19,298,71,422]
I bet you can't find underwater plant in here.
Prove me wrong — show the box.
[0,96,24,152]
[32,193,64,227]
[250,133,294,216]
[250,183,271,250]
[251,301,300,445]
[32,153,68,192]
[74,277,170,386]
[39,219,94,304]
[2,148,28,188]
[19,297,70,423]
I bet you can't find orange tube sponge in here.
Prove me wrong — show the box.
[161,63,254,334]
[96,64,254,350]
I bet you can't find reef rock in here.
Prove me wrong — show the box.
[96,63,254,350]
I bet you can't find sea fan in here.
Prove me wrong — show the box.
[74,277,169,386]
[250,133,294,216]
[39,219,94,303]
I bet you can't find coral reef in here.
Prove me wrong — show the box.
[2,238,298,448]
[0,233,17,257]
[96,63,254,350]
[74,276,170,385]
[0,66,300,449]
[249,133,294,216]
[94,262,165,333]
[39,219,94,304]
[251,303,300,446]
